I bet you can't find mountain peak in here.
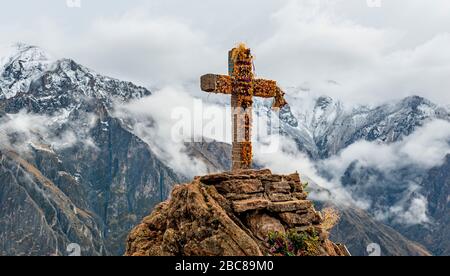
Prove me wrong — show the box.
[0,43,53,99]
[400,95,431,107]
[4,42,52,66]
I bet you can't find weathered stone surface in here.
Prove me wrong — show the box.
[268,200,312,213]
[264,181,291,194]
[198,169,272,185]
[126,181,262,256]
[279,211,321,227]
[199,173,233,184]
[225,193,264,201]
[233,198,270,213]
[246,213,285,241]
[236,169,272,176]
[267,193,293,202]
[292,192,308,200]
[315,226,330,241]
[126,170,348,256]
[259,174,282,182]
[216,179,264,194]
[285,173,301,183]
[288,181,304,193]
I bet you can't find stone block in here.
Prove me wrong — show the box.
[216,179,264,194]
[268,200,312,213]
[233,198,270,213]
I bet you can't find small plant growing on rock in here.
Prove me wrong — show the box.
[302,181,309,190]
[268,231,296,256]
[267,229,321,256]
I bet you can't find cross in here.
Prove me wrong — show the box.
[200,44,288,171]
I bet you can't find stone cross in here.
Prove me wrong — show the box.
[200,44,287,171]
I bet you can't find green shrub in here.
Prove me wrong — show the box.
[267,229,320,256]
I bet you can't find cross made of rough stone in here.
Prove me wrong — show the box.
[201,44,288,171]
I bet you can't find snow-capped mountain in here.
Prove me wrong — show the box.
[252,84,450,256]
[257,89,449,159]
[0,43,52,99]
[0,44,448,256]
[1,44,150,115]
[0,44,180,256]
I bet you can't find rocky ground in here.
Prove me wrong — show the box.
[125,169,350,256]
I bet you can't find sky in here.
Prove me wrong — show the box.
[1,0,450,105]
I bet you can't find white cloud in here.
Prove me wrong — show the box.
[0,112,47,153]
[374,185,430,225]
[0,110,95,155]
[255,119,450,225]
[254,135,370,209]
[322,119,450,176]
[314,119,450,225]
[113,86,223,177]
[253,0,450,105]
[2,0,450,105]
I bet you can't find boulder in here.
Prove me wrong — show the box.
[246,213,285,241]
[278,211,322,227]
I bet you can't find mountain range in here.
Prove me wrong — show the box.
[0,44,448,256]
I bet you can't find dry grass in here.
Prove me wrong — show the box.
[321,208,341,230]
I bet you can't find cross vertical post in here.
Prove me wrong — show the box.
[200,44,288,171]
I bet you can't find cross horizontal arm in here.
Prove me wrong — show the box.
[253,79,288,109]
[253,79,278,98]
[200,74,232,94]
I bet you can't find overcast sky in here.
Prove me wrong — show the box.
[1,0,450,105]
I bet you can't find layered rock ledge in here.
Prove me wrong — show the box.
[125,169,350,256]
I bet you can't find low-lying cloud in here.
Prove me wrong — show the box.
[322,119,450,176]
[0,110,97,155]
[113,86,221,177]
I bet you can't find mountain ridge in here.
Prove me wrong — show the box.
[0,43,448,255]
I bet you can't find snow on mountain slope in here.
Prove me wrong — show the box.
[0,43,53,99]
[0,44,181,255]
[0,44,150,115]
[268,88,450,159]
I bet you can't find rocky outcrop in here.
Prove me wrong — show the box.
[125,169,350,256]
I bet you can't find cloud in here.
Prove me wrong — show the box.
[314,119,450,225]
[0,110,96,155]
[4,10,222,88]
[113,86,230,177]
[374,185,430,225]
[253,0,450,105]
[75,12,221,87]
[393,196,430,225]
[255,119,450,225]
[2,0,450,105]
[0,111,49,153]
[254,135,370,209]
[322,119,450,175]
